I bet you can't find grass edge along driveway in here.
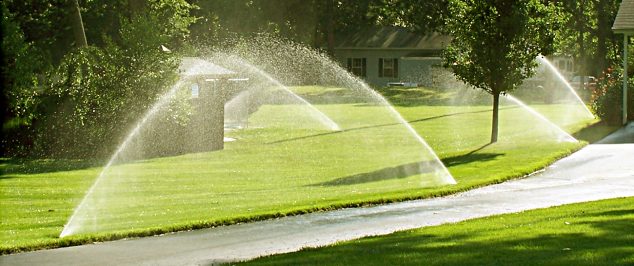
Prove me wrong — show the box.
[241,197,634,266]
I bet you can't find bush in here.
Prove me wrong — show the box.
[1,3,46,156]
[1,0,198,158]
[591,67,634,125]
[30,13,186,158]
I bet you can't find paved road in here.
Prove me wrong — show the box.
[2,126,633,266]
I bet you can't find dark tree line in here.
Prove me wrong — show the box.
[1,0,627,155]
[1,0,195,157]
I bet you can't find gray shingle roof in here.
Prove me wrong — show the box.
[335,26,451,50]
[613,0,634,33]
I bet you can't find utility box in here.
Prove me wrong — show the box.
[179,57,247,152]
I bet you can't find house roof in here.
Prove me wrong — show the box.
[613,0,634,34]
[335,26,451,50]
[179,57,236,78]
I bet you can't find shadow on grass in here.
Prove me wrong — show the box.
[244,207,634,266]
[572,121,620,143]
[441,143,503,167]
[267,107,517,145]
[442,152,503,167]
[310,161,437,187]
[0,158,103,176]
[297,90,368,105]
[374,86,493,107]
[581,209,634,218]
[294,86,535,108]
[288,86,452,106]
[311,145,501,187]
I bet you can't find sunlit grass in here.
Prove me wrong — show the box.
[0,86,603,253]
[242,197,634,266]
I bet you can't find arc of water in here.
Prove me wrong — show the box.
[224,89,252,127]
[60,80,185,238]
[222,55,341,131]
[536,55,595,118]
[504,94,578,143]
[338,71,456,185]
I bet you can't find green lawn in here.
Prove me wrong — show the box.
[241,197,634,266]
[0,86,603,254]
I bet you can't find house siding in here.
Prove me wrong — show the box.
[335,49,445,88]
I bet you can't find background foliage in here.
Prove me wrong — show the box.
[1,0,630,158]
[2,0,194,158]
[591,66,634,125]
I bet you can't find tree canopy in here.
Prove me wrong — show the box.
[443,0,557,142]
[1,0,197,157]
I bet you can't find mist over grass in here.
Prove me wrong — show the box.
[0,86,601,254]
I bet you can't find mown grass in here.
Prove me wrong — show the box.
[0,86,604,254]
[241,197,634,266]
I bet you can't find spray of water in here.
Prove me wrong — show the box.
[536,55,595,118]
[341,73,456,185]
[219,49,452,183]
[224,89,252,128]
[504,94,578,143]
[60,80,185,238]
[60,38,456,237]
[220,54,341,131]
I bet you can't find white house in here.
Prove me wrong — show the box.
[334,26,452,88]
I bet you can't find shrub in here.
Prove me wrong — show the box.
[31,13,185,158]
[1,3,46,156]
[591,67,634,125]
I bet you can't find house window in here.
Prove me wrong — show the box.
[347,58,367,77]
[191,83,199,98]
[379,58,399,78]
[555,60,562,69]
[556,59,573,72]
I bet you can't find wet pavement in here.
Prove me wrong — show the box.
[2,124,633,266]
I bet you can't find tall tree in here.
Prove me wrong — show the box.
[443,0,556,143]
[318,0,394,53]
[552,0,622,77]
[323,0,336,55]
[594,0,621,73]
[386,0,451,33]
[1,3,44,155]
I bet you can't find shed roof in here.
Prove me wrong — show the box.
[335,26,451,50]
[613,0,634,34]
[179,57,236,77]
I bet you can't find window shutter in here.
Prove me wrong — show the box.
[378,58,383,77]
[347,58,352,72]
[394,58,398,78]
[362,58,367,77]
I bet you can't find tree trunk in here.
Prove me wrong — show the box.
[312,0,323,48]
[325,0,335,56]
[70,0,87,47]
[577,0,585,91]
[491,91,500,143]
[595,0,609,75]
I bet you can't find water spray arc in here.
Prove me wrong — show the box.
[504,94,578,143]
[339,73,456,185]
[60,80,186,238]
[59,41,457,238]
[221,54,341,131]
[536,55,595,119]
